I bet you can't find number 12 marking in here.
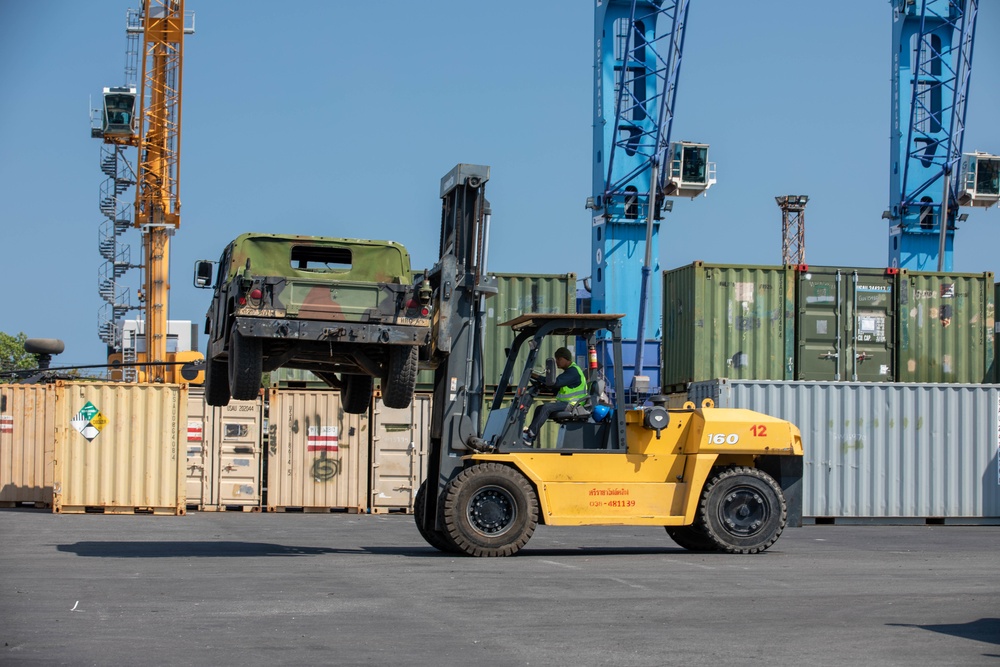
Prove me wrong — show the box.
[750,424,767,437]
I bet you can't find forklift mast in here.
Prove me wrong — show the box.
[424,164,498,524]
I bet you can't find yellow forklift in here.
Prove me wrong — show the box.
[415,165,803,557]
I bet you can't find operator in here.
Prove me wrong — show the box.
[522,347,588,447]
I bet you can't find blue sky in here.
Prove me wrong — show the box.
[1,1,998,368]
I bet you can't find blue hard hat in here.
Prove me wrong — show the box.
[592,404,611,422]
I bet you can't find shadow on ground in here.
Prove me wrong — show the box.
[54,541,427,558]
[888,618,1000,647]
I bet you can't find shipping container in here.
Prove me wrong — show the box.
[185,387,210,508]
[271,367,328,389]
[370,394,431,512]
[482,272,578,388]
[662,262,795,392]
[213,393,264,509]
[266,389,368,511]
[53,382,187,515]
[795,266,895,382]
[689,379,1000,521]
[0,384,56,506]
[994,283,1000,382]
[896,270,994,384]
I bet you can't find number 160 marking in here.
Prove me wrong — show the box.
[706,433,740,445]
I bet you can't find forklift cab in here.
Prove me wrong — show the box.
[482,313,631,452]
[100,86,137,138]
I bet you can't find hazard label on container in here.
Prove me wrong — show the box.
[1,415,13,434]
[188,421,203,442]
[307,425,338,452]
[70,401,106,442]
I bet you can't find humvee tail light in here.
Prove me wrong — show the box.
[249,288,263,300]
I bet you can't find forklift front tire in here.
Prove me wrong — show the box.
[699,466,787,554]
[441,463,538,557]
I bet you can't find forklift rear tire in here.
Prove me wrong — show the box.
[699,466,786,554]
[228,326,262,401]
[204,357,231,407]
[665,524,720,552]
[441,463,538,557]
[382,345,418,409]
[342,374,373,415]
[413,481,460,554]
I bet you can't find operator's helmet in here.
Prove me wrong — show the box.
[592,404,611,422]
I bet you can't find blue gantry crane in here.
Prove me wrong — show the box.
[888,0,999,271]
[587,0,714,392]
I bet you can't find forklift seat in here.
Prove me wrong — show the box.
[551,378,606,424]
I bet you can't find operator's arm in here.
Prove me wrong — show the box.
[548,365,585,392]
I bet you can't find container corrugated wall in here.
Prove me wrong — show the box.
[213,393,264,508]
[370,394,431,512]
[689,379,1000,520]
[483,273,578,390]
[53,382,187,515]
[185,387,210,508]
[271,367,328,389]
[896,270,994,383]
[266,389,368,511]
[662,262,794,392]
[0,384,56,506]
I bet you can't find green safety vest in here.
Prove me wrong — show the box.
[557,362,588,405]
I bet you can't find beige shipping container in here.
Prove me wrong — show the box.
[267,389,368,511]
[53,382,187,515]
[370,394,431,512]
[186,387,210,508]
[0,384,56,506]
[213,392,264,509]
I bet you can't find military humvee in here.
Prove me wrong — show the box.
[194,233,432,412]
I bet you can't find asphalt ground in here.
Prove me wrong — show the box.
[1,510,997,667]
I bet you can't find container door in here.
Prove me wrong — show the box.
[213,396,263,507]
[849,271,895,382]
[797,269,843,380]
[369,395,430,511]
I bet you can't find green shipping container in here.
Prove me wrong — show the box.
[414,272,578,391]
[896,270,995,383]
[994,283,1000,383]
[795,266,895,382]
[483,273,577,388]
[661,262,795,393]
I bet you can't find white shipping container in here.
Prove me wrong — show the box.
[186,387,210,508]
[370,394,431,512]
[267,389,368,511]
[214,393,264,508]
[689,379,1000,520]
[53,382,187,515]
[0,384,56,506]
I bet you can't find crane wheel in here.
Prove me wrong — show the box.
[698,466,786,554]
[441,463,538,557]
[413,481,461,554]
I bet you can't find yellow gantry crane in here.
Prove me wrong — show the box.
[95,1,196,383]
